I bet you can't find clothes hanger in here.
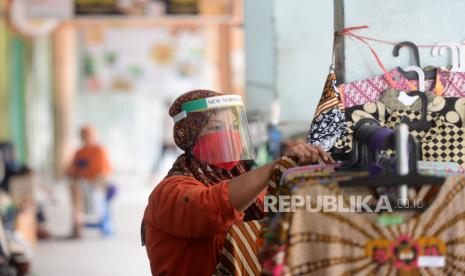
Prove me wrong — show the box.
[400,91,432,132]
[403,66,425,92]
[399,66,432,132]
[393,41,436,80]
[337,118,410,177]
[459,41,465,72]
[336,118,382,171]
[432,41,461,71]
[338,124,444,212]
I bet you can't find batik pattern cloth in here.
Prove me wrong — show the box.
[340,67,465,108]
[332,91,465,164]
[263,171,465,275]
[436,68,465,97]
[323,67,465,153]
[307,69,346,151]
[417,161,465,176]
[385,111,465,167]
[307,108,346,151]
[339,68,435,108]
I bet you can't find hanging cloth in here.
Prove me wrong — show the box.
[333,89,465,166]
[264,173,465,275]
[307,66,346,151]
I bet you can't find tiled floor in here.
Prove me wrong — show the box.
[32,175,155,276]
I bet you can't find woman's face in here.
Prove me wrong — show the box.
[199,109,240,137]
[193,108,244,167]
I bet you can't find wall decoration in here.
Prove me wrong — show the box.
[79,27,209,97]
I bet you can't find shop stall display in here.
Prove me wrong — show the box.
[262,28,465,275]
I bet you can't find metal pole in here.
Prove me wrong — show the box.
[396,124,409,206]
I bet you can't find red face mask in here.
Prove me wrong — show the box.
[193,130,242,171]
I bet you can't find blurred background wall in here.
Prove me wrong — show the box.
[245,0,334,134]
[1,0,248,177]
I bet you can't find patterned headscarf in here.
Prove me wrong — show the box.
[169,89,220,152]
[166,89,263,220]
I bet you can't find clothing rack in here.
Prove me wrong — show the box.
[348,120,421,205]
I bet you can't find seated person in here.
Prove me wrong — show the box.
[67,125,111,238]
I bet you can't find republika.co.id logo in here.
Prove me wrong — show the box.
[264,195,423,213]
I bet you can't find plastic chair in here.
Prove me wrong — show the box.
[84,184,117,237]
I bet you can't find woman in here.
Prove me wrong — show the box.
[142,90,333,275]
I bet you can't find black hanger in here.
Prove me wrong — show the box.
[338,123,444,189]
[400,91,432,132]
[340,146,442,211]
[337,118,383,171]
[393,41,436,80]
[336,118,399,172]
[336,119,444,212]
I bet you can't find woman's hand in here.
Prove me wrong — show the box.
[286,143,335,164]
[228,143,334,212]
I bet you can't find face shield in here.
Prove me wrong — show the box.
[173,95,256,169]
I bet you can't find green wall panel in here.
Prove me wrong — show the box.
[0,19,10,140]
[10,37,27,164]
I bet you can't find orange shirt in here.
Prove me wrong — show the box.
[143,176,256,276]
[68,144,111,180]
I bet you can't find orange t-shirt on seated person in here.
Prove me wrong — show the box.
[68,144,111,181]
